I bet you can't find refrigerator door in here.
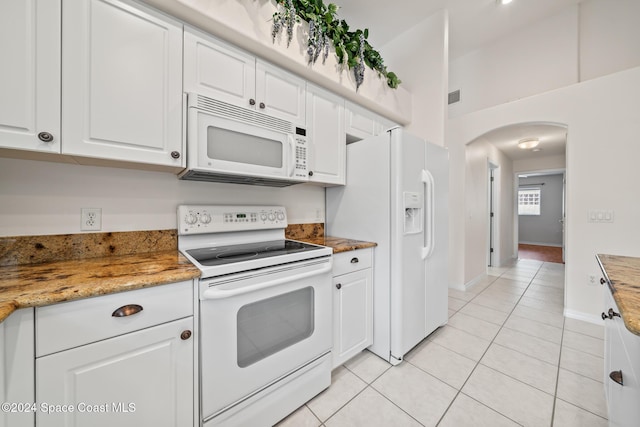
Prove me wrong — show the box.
[425,143,449,335]
[389,129,427,360]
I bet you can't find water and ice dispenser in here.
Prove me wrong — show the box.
[403,192,423,234]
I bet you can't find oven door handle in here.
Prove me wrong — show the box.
[201,263,332,300]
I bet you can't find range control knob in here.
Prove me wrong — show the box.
[260,213,268,221]
[277,212,285,221]
[268,213,276,221]
[185,213,197,225]
[200,213,212,224]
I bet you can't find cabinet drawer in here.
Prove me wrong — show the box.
[333,248,372,277]
[36,280,193,357]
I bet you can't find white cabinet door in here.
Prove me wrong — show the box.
[0,0,61,153]
[306,84,345,186]
[36,317,194,427]
[1,309,35,427]
[345,101,396,142]
[184,26,256,109]
[332,268,373,369]
[256,60,306,127]
[62,0,184,168]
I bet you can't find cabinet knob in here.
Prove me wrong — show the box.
[608,308,621,319]
[249,98,256,106]
[350,257,359,264]
[112,304,143,317]
[170,151,180,159]
[600,278,606,285]
[601,312,608,320]
[308,171,314,177]
[336,283,342,290]
[180,330,192,340]
[259,102,266,109]
[38,132,54,143]
[609,370,623,386]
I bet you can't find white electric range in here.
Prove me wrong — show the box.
[177,205,333,427]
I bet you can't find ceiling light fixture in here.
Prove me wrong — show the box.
[518,138,540,149]
[498,0,514,4]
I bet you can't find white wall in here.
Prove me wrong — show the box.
[449,0,640,118]
[447,65,640,323]
[513,154,566,173]
[580,0,640,81]
[461,138,514,286]
[449,5,579,118]
[379,10,448,145]
[0,158,325,237]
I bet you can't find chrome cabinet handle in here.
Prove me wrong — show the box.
[38,132,54,142]
[259,102,266,109]
[600,278,606,285]
[608,308,621,319]
[336,283,342,290]
[112,304,143,317]
[350,257,359,264]
[249,99,256,106]
[609,370,623,386]
[601,312,608,320]
[180,330,192,340]
[170,151,180,159]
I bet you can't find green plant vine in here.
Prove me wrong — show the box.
[269,0,401,90]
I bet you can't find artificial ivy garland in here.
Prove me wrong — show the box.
[269,0,401,90]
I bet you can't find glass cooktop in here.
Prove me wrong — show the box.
[186,239,323,267]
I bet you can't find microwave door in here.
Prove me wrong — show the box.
[197,112,289,178]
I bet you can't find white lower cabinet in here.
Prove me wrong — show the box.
[332,248,373,369]
[1,308,35,427]
[603,288,640,427]
[34,281,195,427]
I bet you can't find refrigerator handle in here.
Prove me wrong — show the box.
[421,169,435,259]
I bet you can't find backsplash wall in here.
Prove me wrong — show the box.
[0,157,325,237]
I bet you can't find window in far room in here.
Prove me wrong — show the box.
[518,187,541,215]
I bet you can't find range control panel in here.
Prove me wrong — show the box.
[177,205,287,234]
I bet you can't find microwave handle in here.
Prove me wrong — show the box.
[288,135,296,177]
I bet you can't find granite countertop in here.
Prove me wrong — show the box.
[0,250,200,323]
[296,236,377,254]
[597,254,640,336]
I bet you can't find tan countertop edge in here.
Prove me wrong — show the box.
[597,254,640,336]
[295,236,377,254]
[0,251,200,323]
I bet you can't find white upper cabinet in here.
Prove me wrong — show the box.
[0,0,61,153]
[305,84,345,186]
[345,100,396,142]
[62,0,184,168]
[184,27,306,127]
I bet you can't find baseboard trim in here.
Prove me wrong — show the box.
[564,309,604,326]
[464,273,487,292]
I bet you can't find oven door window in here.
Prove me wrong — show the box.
[207,126,283,168]
[237,287,314,368]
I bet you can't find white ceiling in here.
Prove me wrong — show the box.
[335,0,583,59]
[476,123,567,161]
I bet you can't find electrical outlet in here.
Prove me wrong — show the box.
[81,208,102,231]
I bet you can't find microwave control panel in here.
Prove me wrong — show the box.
[293,135,309,179]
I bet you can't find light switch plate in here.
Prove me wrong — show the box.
[588,209,614,223]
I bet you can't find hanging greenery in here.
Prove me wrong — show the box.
[269,0,401,90]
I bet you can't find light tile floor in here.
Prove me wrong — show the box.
[277,259,608,427]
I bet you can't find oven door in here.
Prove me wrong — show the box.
[199,257,332,421]
[189,107,299,180]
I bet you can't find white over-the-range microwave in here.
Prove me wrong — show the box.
[179,93,310,187]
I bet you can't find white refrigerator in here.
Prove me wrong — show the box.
[326,127,449,365]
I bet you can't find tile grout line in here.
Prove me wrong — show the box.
[435,261,545,426]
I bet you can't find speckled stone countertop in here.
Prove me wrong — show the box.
[284,223,376,254]
[597,254,640,335]
[0,231,200,323]
[296,236,377,254]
